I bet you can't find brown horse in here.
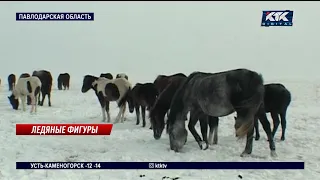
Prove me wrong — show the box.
[153,73,186,94]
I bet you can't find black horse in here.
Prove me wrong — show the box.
[8,74,16,91]
[19,73,31,105]
[32,70,53,106]
[150,75,219,150]
[165,69,276,157]
[131,83,159,128]
[153,73,187,118]
[57,73,70,90]
[100,73,113,80]
[235,83,291,141]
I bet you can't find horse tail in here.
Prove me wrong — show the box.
[235,72,265,139]
[118,86,131,108]
[283,86,292,106]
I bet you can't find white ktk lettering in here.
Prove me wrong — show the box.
[265,12,289,21]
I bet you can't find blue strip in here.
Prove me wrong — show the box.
[16,12,94,21]
[16,162,305,170]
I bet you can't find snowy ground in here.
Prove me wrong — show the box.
[0,79,319,180]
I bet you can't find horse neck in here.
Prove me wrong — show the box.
[12,88,19,97]
[167,86,187,126]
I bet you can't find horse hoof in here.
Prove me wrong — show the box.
[255,137,260,141]
[271,150,278,157]
[240,151,251,157]
[203,144,209,150]
[198,141,206,150]
[281,137,285,141]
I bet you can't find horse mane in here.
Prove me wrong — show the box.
[149,79,184,119]
[167,72,199,127]
[149,84,171,119]
[171,73,187,77]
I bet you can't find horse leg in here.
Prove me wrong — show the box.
[120,103,126,123]
[37,92,41,105]
[21,95,27,111]
[141,106,146,127]
[208,116,219,145]
[115,105,124,123]
[280,111,287,141]
[258,113,277,157]
[47,92,51,107]
[26,96,31,105]
[97,93,107,122]
[30,96,35,113]
[122,102,127,121]
[188,111,203,149]
[254,117,260,140]
[40,92,46,106]
[135,104,140,125]
[271,112,280,139]
[199,114,209,150]
[34,95,37,113]
[105,101,111,123]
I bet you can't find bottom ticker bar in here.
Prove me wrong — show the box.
[16,162,305,170]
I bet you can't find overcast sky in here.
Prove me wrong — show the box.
[0,1,318,83]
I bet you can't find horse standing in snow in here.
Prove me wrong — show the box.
[235,83,291,141]
[81,76,134,123]
[166,69,277,157]
[150,75,219,150]
[57,73,70,90]
[19,73,31,105]
[8,74,16,91]
[116,73,128,80]
[32,70,52,106]
[100,73,113,80]
[130,83,159,128]
[8,76,41,113]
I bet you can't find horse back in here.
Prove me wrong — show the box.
[132,83,158,107]
[15,76,42,96]
[183,69,264,107]
[33,70,52,94]
[263,83,291,113]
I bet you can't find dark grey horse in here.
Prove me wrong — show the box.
[150,75,219,150]
[166,68,276,157]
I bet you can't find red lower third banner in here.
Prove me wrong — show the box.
[16,124,113,135]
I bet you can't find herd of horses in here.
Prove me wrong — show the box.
[4,68,292,158]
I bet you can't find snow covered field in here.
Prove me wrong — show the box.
[0,78,318,180]
[1,1,320,179]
